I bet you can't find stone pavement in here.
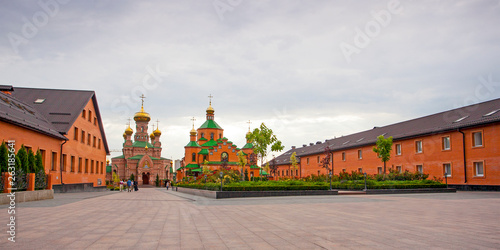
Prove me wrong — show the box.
[1,188,499,249]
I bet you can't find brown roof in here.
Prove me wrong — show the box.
[0,91,67,140]
[6,87,110,154]
[272,98,500,166]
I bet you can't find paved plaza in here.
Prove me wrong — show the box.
[1,188,499,249]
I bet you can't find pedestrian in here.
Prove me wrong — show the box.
[166,181,169,190]
[131,180,134,191]
[134,180,138,191]
[119,180,124,192]
[127,179,132,192]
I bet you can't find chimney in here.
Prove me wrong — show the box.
[309,143,314,146]
[291,146,296,149]
[0,85,14,95]
[302,144,307,147]
[316,141,322,145]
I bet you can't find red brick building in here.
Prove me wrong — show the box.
[0,86,110,188]
[272,98,500,190]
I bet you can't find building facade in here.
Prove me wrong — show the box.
[272,98,500,189]
[0,86,110,187]
[111,100,171,185]
[177,99,257,179]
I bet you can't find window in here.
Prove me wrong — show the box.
[82,110,86,119]
[62,154,67,171]
[51,152,57,171]
[416,165,423,174]
[296,170,298,176]
[96,161,99,174]
[78,158,82,173]
[98,139,101,149]
[192,153,196,162]
[377,167,382,174]
[74,127,78,140]
[34,98,45,104]
[81,130,85,143]
[415,141,423,153]
[317,156,320,163]
[203,155,207,161]
[87,133,91,145]
[277,170,280,177]
[93,136,96,147]
[317,170,320,176]
[396,166,402,173]
[91,160,94,173]
[40,149,46,164]
[286,170,289,176]
[442,136,451,150]
[358,150,362,159]
[88,110,92,122]
[395,144,401,155]
[342,152,346,161]
[443,163,451,177]
[474,162,484,177]
[219,134,222,139]
[85,159,88,173]
[358,168,363,173]
[101,162,104,174]
[210,133,214,140]
[71,156,75,172]
[307,158,309,165]
[201,133,204,138]
[94,117,97,126]
[473,132,483,147]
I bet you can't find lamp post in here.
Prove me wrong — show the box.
[445,171,448,188]
[220,171,223,192]
[329,171,332,191]
[363,172,367,191]
[173,172,177,191]
[250,172,254,181]
[204,175,207,184]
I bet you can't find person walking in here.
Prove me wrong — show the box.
[119,180,124,192]
[131,180,134,192]
[166,181,169,190]
[134,180,138,191]
[127,179,132,192]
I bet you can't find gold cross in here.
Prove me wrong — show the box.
[247,120,252,132]
[191,117,196,129]
[156,119,160,129]
[127,118,131,127]
[139,94,146,107]
[208,94,213,105]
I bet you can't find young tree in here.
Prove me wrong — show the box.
[290,152,298,179]
[35,149,44,173]
[130,173,135,181]
[17,145,29,173]
[0,142,8,173]
[27,148,36,173]
[269,157,278,178]
[155,174,160,187]
[372,135,393,175]
[237,151,247,181]
[202,160,211,175]
[246,123,284,167]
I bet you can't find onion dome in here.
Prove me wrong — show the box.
[190,128,197,136]
[125,126,133,135]
[134,106,151,122]
[153,128,162,136]
[150,132,155,140]
[206,104,214,114]
[123,132,127,139]
[145,145,148,150]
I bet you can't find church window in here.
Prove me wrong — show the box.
[203,155,207,161]
[214,148,217,152]
[219,134,222,139]
[232,149,235,153]
[210,152,213,155]
[192,153,196,162]
[141,127,144,132]
[219,145,221,149]
[201,133,205,138]
[223,142,226,145]
[210,133,214,139]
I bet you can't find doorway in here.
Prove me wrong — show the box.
[142,172,150,185]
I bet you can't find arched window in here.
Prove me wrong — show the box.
[192,153,196,162]
[219,134,222,139]
[141,127,144,132]
[201,133,205,138]
[210,133,214,140]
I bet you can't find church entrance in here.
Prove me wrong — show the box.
[142,172,150,185]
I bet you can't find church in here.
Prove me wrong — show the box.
[177,97,259,179]
[111,97,171,185]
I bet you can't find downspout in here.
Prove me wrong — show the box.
[60,139,68,186]
[458,129,467,184]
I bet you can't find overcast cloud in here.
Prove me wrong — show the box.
[1,0,500,161]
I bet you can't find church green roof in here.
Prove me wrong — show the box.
[112,155,125,159]
[242,142,253,149]
[185,141,201,147]
[198,148,209,155]
[127,155,160,160]
[199,137,208,141]
[131,141,154,148]
[202,139,218,147]
[185,163,199,169]
[190,168,202,172]
[199,120,223,129]
[106,165,112,173]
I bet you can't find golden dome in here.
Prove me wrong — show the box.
[153,128,162,136]
[134,106,151,122]
[123,132,127,139]
[125,126,133,135]
[145,145,148,150]
[206,105,214,114]
[150,132,155,140]
[190,128,197,135]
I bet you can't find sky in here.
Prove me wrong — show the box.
[1,0,500,162]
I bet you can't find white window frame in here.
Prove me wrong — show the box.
[442,136,451,151]
[415,141,423,153]
[474,162,484,177]
[396,166,402,173]
[416,164,423,174]
[472,131,483,147]
[358,150,362,160]
[443,163,451,177]
[395,144,401,156]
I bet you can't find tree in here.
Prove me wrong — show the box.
[290,152,298,179]
[155,174,160,187]
[373,135,393,175]
[0,142,8,173]
[112,172,120,187]
[237,151,247,181]
[246,123,285,167]
[130,173,135,181]
[269,157,278,178]
[320,146,332,173]
[202,160,211,175]
[27,148,35,173]
[16,145,29,173]
[35,149,44,173]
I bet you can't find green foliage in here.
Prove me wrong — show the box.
[246,123,284,166]
[17,145,29,173]
[290,152,298,177]
[0,141,8,172]
[35,149,44,173]
[202,160,211,175]
[14,154,22,172]
[155,174,160,187]
[130,173,135,181]
[27,148,35,173]
[373,135,393,174]
[112,172,120,186]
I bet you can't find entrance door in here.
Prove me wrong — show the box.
[142,172,150,185]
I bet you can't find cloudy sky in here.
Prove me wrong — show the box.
[1,0,500,161]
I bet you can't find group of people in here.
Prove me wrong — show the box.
[119,179,138,192]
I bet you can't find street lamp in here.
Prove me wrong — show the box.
[445,171,448,188]
[173,172,177,191]
[329,171,332,191]
[220,171,224,192]
[363,172,367,191]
